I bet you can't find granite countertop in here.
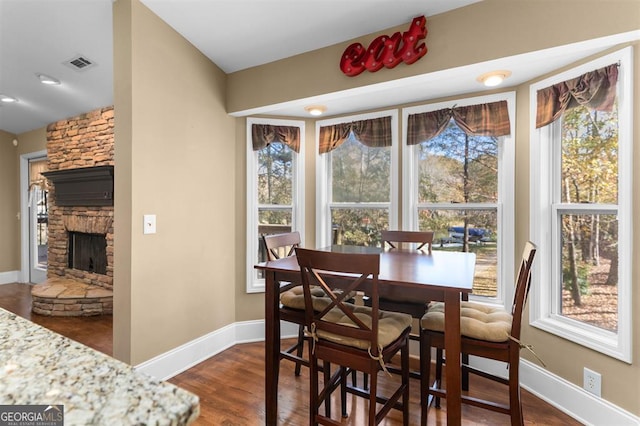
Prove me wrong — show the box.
[0,308,199,425]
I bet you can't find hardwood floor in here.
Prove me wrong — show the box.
[0,283,112,355]
[1,283,581,425]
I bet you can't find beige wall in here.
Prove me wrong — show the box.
[0,131,19,271]
[227,0,640,114]
[230,0,640,415]
[113,0,236,364]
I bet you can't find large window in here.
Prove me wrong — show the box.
[403,93,515,304]
[316,110,398,248]
[530,48,632,362]
[246,118,304,292]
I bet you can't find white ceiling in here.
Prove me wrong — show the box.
[0,0,637,135]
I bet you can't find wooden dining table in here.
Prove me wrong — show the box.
[255,245,476,426]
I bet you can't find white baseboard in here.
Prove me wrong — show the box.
[471,357,640,426]
[136,320,639,425]
[134,320,299,380]
[0,271,20,285]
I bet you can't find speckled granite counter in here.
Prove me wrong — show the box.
[0,308,199,425]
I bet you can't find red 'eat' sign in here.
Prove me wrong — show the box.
[340,16,428,77]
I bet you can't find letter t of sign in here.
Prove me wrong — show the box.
[397,16,428,65]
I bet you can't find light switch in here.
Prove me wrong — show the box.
[143,214,156,234]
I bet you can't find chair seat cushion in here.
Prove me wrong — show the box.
[421,301,512,342]
[317,306,412,350]
[280,286,330,311]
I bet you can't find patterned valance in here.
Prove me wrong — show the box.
[319,116,392,154]
[407,100,510,145]
[535,63,618,128]
[251,124,300,153]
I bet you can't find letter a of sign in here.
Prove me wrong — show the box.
[340,16,428,77]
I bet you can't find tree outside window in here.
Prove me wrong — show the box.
[416,120,499,297]
[559,105,618,332]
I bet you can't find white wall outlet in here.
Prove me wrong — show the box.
[583,367,601,397]
[143,214,156,234]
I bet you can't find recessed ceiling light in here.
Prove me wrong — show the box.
[477,70,512,87]
[0,94,18,103]
[37,73,61,85]
[304,105,327,116]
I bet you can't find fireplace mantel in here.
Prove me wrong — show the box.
[43,165,114,206]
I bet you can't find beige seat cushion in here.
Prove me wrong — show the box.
[421,301,512,343]
[317,305,412,350]
[280,285,331,311]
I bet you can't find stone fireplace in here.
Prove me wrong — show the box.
[31,106,115,316]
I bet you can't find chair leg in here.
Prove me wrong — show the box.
[462,352,469,391]
[294,324,305,376]
[309,347,319,426]
[341,367,348,418]
[509,356,524,426]
[368,367,377,426]
[323,361,331,418]
[435,348,443,408]
[402,343,409,426]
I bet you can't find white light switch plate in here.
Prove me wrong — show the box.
[143,214,156,234]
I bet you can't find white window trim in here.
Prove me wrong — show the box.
[402,92,516,308]
[529,47,633,362]
[315,110,399,248]
[246,117,305,293]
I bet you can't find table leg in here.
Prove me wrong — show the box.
[265,270,279,425]
[444,292,462,426]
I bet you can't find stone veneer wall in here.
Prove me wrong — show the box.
[46,106,114,290]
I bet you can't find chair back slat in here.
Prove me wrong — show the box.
[262,231,301,260]
[509,241,537,340]
[295,248,381,354]
[382,230,434,252]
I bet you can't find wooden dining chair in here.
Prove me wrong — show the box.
[419,241,537,426]
[379,230,435,318]
[262,232,323,377]
[295,247,413,426]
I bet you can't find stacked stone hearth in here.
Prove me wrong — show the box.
[32,106,115,316]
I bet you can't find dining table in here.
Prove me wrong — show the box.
[255,245,476,426]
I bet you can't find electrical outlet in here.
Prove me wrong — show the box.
[583,367,601,397]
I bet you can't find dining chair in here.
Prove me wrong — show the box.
[262,232,323,377]
[295,247,413,426]
[262,231,348,418]
[419,241,537,426]
[379,230,435,319]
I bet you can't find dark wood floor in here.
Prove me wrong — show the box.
[1,283,582,425]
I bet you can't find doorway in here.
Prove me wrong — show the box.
[20,151,48,284]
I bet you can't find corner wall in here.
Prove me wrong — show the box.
[113,0,236,365]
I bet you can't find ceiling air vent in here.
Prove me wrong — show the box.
[64,55,96,71]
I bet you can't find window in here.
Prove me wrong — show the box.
[316,110,398,248]
[403,93,515,304]
[246,118,305,293]
[530,48,632,362]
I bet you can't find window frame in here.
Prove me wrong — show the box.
[315,110,399,248]
[246,117,305,293]
[529,48,633,362]
[402,92,516,307]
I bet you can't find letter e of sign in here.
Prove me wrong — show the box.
[340,43,367,76]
